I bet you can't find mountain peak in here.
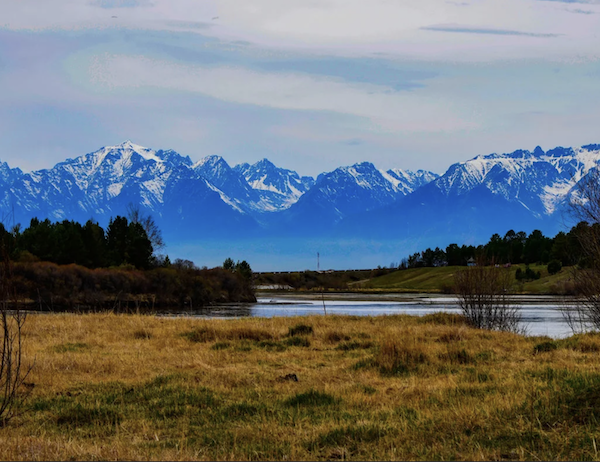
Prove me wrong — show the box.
[105,140,162,163]
[255,158,276,168]
[194,155,227,169]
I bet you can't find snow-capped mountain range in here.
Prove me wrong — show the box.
[0,140,598,252]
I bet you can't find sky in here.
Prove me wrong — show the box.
[2,0,600,176]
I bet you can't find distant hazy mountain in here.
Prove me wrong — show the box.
[276,162,439,233]
[0,140,598,269]
[339,144,600,246]
[233,158,315,212]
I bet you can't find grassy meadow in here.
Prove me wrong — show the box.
[359,264,573,294]
[2,312,600,460]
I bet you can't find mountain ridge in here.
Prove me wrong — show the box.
[0,140,599,270]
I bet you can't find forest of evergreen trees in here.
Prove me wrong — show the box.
[0,217,154,269]
[0,216,256,309]
[401,221,593,269]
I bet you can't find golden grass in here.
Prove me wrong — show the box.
[2,312,600,460]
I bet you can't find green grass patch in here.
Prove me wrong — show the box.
[51,342,90,353]
[309,424,390,452]
[533,340,558,354]
[182,327,216,343]
[287,324,314,336]
[364,264,575,294]
[284,389,339,407]
[211,341,231,350]
[283,336,310,347]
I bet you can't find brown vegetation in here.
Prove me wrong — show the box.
[0,312,599,460]
[8,261,255,311]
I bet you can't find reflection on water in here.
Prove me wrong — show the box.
[164,294,575,339]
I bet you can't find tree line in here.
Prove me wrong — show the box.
[0,216,154,269]
[400,222,592,269]
[0,215,256,309]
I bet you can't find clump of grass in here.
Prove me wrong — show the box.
[51,342,90,353]
[437,327,467,343]
[284,389,338,407]
[533,340,558,354]
[132,328,152,340]
[287,324,314,337]
[357,384,376,395]
[234,340,253,352]
[373,338,429,376]
[335,341,373,351]
[283,336,310,347]
[475,350,495,362]
[182,327,216,343]
[439,346,475,365]
[56,403,122,429]
[226,327,273,341]
[221,402,265,421]
[309,424,389,453]
[394,405,419,422]
[465,367,492,383]
[211,341,231,350]
[256,340,287,351]
[324,330,351,343]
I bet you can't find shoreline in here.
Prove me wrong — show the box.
[256,290,579,306]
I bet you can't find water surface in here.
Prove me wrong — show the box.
[166,293,576,339]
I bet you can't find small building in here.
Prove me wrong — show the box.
[467,257,476,267]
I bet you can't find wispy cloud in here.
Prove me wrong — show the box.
[421,24,561,37]
[568,8,596,13]
[538,0,599,4]
[161,20,213,31]
[91,0,153,8]
[85,53,477,133]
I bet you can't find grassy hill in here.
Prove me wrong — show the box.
[357,264,574,294]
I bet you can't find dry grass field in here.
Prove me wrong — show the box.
[2,312,600,460]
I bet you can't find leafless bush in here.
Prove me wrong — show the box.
[0,236,33,426]
[562,268,600,333]
[454,263,522,333]
[564,168,600,333]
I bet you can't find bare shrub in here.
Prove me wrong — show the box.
[0,243,32,425]
[374,337,429,375]
[564,169,600,333]
[454,263,522,333]
[562,268,600,333]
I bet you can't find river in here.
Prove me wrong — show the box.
[167,292,579,339]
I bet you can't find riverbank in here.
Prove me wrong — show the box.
[256,264,574,295]
[2,312,600,460]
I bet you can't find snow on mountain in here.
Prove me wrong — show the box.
[280,161,439,232]
[433,144,600,217]
[233,159,315,211]
[0,141,259,236]
[193,155,264,213]
[385,168,439,196]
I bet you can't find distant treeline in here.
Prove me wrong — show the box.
[401,221,592,269]
[0,217,256,309]
[9,260,255,310]
[1,217,154,269]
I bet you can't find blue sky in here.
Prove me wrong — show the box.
[2,0,600,176]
